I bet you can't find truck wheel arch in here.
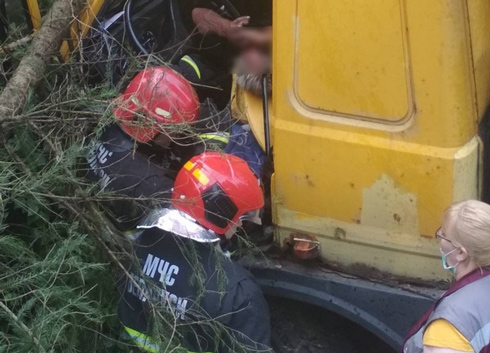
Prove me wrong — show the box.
[247,261,439,351]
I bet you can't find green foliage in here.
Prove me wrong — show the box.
[0,4,271,352]
[0,122,130,353]
[0,232,116,352]
[0,46,234,353]
[0,28,131,350]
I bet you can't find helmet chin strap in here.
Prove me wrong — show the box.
[224,220,242,240]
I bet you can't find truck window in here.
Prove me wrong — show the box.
[294,0,411,124]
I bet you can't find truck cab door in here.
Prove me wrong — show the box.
[271,0,490,281]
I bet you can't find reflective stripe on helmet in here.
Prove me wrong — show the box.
[124,326,160,353]
[192,168,210,186]
[184,161,195,171]
[180,55,202,80]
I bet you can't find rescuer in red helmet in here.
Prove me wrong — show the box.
[86,66,200,231]
[117,152,272,353]
[113,66,200,144]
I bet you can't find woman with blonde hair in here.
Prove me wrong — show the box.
[403,200,490,353]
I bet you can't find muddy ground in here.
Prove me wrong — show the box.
[268,296,396,353]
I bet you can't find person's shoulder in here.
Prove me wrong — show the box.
[98,123,123,139]
[200,254,258,290]
[446,273,490,303]
[434,274,490,328]
[223,261,261,294]
[135,226,173,245]
[96,124,135,151]
[456,274,490,314]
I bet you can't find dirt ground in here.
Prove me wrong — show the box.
[268,297,396,353]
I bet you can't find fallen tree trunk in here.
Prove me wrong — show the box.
[0,0,86,124]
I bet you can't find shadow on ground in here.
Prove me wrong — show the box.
[269,296,396,353]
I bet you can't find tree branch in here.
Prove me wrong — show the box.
[0,35,34,55]
[0,0,86,124]
[0,299,45,352]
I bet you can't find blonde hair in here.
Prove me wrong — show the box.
[442,200,490,268]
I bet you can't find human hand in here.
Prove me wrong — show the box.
[230,16,250,28]
[227,25,272,49]
[225,16,250,42]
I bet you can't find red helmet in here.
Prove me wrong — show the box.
[172,152,264,235]
[113,67,199,143]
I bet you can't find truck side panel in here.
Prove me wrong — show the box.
[272,0,490,280]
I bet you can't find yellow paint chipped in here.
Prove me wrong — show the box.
[361,174,419,235]
[275,207,448,281]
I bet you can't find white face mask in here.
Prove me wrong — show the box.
[440,248,460,275]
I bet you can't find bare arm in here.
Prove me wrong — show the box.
[424,345,474,353]
[233,26,272,48]
[192,7,229,37]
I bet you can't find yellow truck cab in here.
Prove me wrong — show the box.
[15,0,490,350]
[241,0,490,279]
[234,0,490,349]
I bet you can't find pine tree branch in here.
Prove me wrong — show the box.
[0,35,34,55]
[0,300,46,352]
[0,0,86,125]
[1,131,179,342]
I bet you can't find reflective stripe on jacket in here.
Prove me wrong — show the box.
[403,268,490,353]
[124,326,215,353]
[124,326,160,353]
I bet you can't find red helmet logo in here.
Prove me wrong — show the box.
[172,152,264,235]
[113,67,200,143]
